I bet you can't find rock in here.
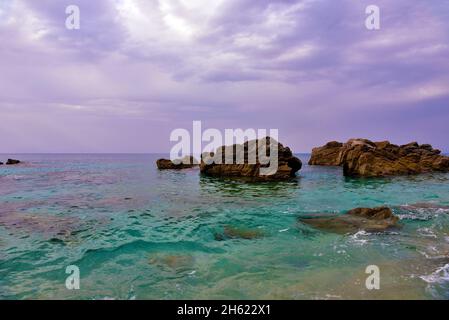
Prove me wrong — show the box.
[308,141,343,166]
[148,254,195,271]
[0,211,84,240]
[347,207,398,220]
[309,138,449,177]
[156,155,198,169]
[214,225,265,241]
[200,137,302,180]
[299,207,399,234]
[0,162,3,165]
[419,144,433,151]
[6,159,20,165]
[374,141,390,150]
[401,142,419,149]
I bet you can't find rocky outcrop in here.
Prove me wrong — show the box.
[200,137,302,180]
[299,207,399,234]
[156,156,198,170]
[6,159,21,165]
[309,138,449,177]
[308,141,343,166]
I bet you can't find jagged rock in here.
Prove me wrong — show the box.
[200,137,302,180]
[299,207,399,234]
[309,138,449,177]
[308,141,344,166]
[6,159,20,165]
[156,155,198,170]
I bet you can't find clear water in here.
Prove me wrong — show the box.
[1,154,449,300]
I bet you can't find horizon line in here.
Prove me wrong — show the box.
[0,151,315,155]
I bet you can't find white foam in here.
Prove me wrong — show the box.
[420,264,449,284]
[417,227,438,239]
[349,230,370,245]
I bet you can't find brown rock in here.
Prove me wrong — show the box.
[374,141,390,149]
[299,207,399,234]
[308,141,343,166]
[156,155,198,170]
[347,207,398,220]
[309,138,449,177]
[200,137,302,180]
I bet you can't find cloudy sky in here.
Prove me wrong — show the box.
[0,0,448,153]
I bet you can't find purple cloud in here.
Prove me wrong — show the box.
[0,0,448,153]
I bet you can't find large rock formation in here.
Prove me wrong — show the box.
[6,159,20,165]
[309,139,449,177]
[299,207,399,234]
[200,137,302,180]
[156,155,198,170]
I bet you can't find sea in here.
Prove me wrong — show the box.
[1,153,449,299]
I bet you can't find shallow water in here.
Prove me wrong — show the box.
[1,154,449,299]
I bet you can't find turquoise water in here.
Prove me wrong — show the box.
[1,154,449,300]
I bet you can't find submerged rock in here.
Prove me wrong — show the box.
[200,137,302,181]
[0,211,83,240]
[148,254,195,271]
[214,225,265,241]
[299,207,399,234]
[156,155,198,169]
[309,138,449,177]
[6,159,21,165]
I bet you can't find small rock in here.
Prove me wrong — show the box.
[148,254,194,271]
[156,155,198,169]
[214,225,265,240]
[6,159,20,165]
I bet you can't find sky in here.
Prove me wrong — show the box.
[0,0,448,153]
